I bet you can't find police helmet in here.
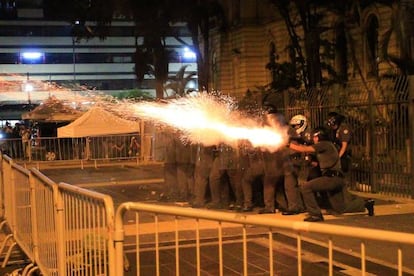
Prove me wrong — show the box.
[312,126,329,141]
[289,114,308,135]
[326,112,345,128]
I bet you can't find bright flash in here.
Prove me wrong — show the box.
[133,94,289,152]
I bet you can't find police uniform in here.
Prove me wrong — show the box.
[208,143,244,209]
[175,140,196,201]
[300,140,346,218]
[332,123,352,172]
[191,144,216,207]
[283,127,313,213]
[241,148,265,210]
[161,130,178,200]
[262,150,286,212]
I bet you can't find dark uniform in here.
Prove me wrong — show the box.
[191,144,216,207]
[260,111,288,213]
[161,130,178,201]
[332,123,352,173]
[292,127,372,222]
[282,125,313,214]
[299,139,345,221]
[326,112,352,173]
[241,148,265,211]
[208,143,244,209]
[261,150,286,213]
[175,140,196,201]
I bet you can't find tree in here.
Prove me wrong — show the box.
[165,0,227,92]
[50,0,227,98]
[381,0,414,75]
[116,0,175,99]
[163,65,197,97]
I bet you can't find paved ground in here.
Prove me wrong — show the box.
[2,162,414,275]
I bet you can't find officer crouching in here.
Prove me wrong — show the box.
[287,126,374,222]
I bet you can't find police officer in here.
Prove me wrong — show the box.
[175,139,196,201]
[208,143,244,210]
[160,129,195,202]
[281,114,311,215]
[159,129,178,201]
[240,144,265,212]
[258,108,287,214]
[326,112,352,173]
[288,126,375,221]
[191,144,217,208]
[288,127,346,222]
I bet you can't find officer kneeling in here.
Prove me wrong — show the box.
[288,127,374,222]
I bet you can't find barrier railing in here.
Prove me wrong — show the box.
[114,202,414,276]
[2,153,414,275]
[0,132,160,167]
[0,154,116,275]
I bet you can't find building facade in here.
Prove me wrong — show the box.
[210,0,409,101]
[0,2,197,119]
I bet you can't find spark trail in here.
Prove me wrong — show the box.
[132,94,289,151]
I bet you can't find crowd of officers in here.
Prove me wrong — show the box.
[160,110,374,222]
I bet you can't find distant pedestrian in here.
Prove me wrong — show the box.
[128,136,141,157]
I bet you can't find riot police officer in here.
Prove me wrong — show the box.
[191,144,217,208]
[258,108,287,213]
[326,112,352,173]
[240,144,265,212]
[281,114,312,215]
[208,143,244,210]
[288,126,375,221]
[288,127,346,222]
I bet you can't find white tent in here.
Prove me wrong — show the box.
[57,106,140,137]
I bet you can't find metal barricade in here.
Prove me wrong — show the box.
[0,154,117,275]
[114,202,414,276]
[0,132,160,168]
[58,182,116,276]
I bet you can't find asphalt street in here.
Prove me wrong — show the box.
[38,163,414,274]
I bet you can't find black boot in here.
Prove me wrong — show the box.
[365,199,375,216]
[304,213,324,222]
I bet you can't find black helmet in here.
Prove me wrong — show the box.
[326,112,345,128]
[312,126,330,141]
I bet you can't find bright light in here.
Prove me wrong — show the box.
[132,94,289,151]
[21,52,43,60]
[24,83,34,92]
[182,47,196,60]
[187,80,196,89]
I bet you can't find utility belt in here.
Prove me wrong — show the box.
[322,169,344,178]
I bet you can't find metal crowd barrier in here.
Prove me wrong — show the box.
[0,154,117,275]
[2,153,414,275]
[0,133,160,168]
[114,202,414,276]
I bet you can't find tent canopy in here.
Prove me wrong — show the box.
[22,96,83,122]
[57,106,140,138]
